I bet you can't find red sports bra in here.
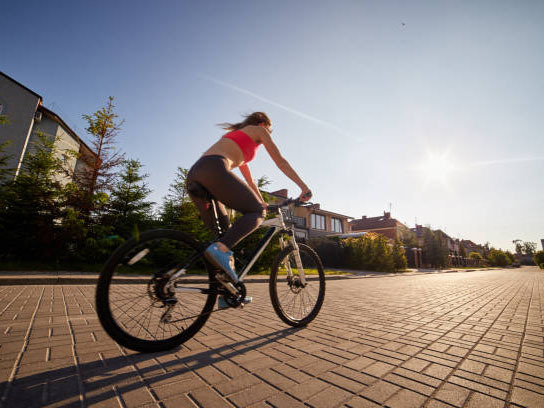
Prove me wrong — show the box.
[223,130,261,163]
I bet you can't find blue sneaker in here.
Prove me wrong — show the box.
[205,242,238,283]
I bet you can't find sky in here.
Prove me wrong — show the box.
[1,0,543,251]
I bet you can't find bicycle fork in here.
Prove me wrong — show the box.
[279,234,307,286]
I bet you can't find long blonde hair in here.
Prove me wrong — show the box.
[218,112,271,131]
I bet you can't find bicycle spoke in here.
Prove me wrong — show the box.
[270,244,325,326]
[97,231,216,348]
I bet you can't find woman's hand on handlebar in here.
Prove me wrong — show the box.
[298,188,312,202]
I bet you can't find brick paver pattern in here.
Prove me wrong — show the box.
[0,267,543,407]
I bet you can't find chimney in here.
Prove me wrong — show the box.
[361,215,367,219]
[384,211,391,219]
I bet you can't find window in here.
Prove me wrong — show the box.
[311,214,325,230]
[331,217,343,233]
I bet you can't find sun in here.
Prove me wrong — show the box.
[417,151,457,187]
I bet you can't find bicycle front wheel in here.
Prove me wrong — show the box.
[96,229,218,352]
[269,243,325,327]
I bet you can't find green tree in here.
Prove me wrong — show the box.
[468,252,483,261]
[487,248,510,267]
[423,229,449,268]
[505,250,516,264]
[513,239,523,255]
[534,251,544,269]
[159,167,210,241]
[401,233,418,249]
[104,159,154,239]
[523,242,537,256]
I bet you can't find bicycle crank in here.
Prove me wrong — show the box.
[224,282,247,308]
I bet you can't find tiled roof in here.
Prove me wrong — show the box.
[350,213,403,231]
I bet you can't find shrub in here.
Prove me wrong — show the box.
[468,252,483,261]
[487,248,510,267]
[534,251,544,268]
[310,233,406,272]
[392,240,408,271]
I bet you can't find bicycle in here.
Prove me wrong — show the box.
[95,182,326,353]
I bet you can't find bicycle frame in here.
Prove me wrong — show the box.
[168,201,307,293]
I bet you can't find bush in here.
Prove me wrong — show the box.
[468,252,483,261]
[487,248,510,267]
[534,251,544,267]
[310,233,407,272]
[392,240,408,271]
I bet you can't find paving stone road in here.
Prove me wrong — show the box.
[0,267,543,408]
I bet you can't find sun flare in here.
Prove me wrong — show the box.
[417,151,457,187]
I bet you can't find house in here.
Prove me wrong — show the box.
[266,189,353,241]
[461,240,486,257]
[0,70,96,185]
[350,211,414,242]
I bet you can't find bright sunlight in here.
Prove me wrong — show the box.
[417,150,458,188]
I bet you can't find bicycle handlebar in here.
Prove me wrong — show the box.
[267,197,312,213]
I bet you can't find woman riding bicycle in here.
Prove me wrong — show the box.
[187,112,311,284]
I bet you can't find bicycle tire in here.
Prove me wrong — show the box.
[269,243,325,327]
[96,229,218,352]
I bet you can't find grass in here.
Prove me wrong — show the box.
[250,268,350,276]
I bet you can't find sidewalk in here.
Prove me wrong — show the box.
[0,267,496,285]
[0,268,489,286]
[0,267,542,407]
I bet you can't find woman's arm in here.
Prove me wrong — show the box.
[257,129,311,201]
[239,163,266,204]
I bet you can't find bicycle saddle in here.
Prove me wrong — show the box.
[187,181,212,200]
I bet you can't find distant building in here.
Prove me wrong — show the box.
[266,189,353,241]
[350,212,422,267]
[0,70,96,184]
[350,211,414,242]
[460,239,485,257]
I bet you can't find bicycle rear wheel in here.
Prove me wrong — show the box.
[96,229,218,352]
[269,243,325,327]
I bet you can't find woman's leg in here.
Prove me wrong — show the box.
[187,192,230,236]
[187,156,266,248]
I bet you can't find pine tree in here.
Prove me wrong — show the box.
[76,97,125,217]
[159,167,210,241]
[104,159,154,239]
